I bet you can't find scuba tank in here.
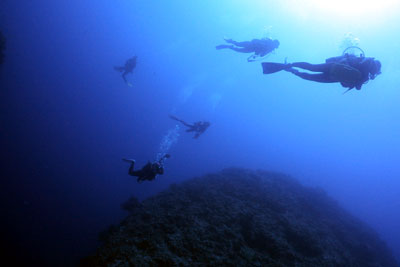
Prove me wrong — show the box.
[325,46,365,64]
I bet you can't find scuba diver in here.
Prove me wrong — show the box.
[114,56,137,87]
[216,37,280,62]
[262,47,381,92]
[0,31,6,65]
[169,115,210,139]
[122,154,170,182]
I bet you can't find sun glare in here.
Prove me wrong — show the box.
[308,0,399,17]
[269,0,400,25]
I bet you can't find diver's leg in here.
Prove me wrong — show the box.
[169,115,192,128]
[180,121,193,128]
[291,62,332,73]
[287,69,336,83]
[122,159,136,175]
[127,161,136,175]
[229,47,253,53]
[225,39,251,47]
[122,72,128,83]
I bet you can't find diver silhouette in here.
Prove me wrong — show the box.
[114,56,137,87]
[216,37,280,62]
[123,154,170,182]
[169,115,210,139]
[262,48,381,92]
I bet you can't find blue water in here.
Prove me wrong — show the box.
[1,0,399,265]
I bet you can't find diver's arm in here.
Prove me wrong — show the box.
[151,162,164,175]
[156,158,165,166]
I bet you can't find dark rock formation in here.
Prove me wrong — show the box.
[0,31,5,65]
[82,168,398,267]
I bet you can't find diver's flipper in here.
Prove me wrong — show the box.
[216,44,232,50]
[169,115,192,127]
[261,62,289,74]
[122,159,136,163]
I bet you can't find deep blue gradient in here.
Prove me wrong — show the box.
[1,0,399,265]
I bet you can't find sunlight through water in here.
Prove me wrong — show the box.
[307,0,399,17]
[250,0,400,26]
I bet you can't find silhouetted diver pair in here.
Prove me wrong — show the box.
[123,116,211,182]
[216,36,381,92]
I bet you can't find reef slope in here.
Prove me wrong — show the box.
[83,168,398,267]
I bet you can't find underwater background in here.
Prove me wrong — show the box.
[0,0,399,265]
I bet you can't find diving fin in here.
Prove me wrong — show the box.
[261,62,290,74]
[122,159,136,163]
[216,44,232,50]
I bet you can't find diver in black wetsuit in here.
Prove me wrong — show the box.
[123,154,170,182]
[0,31,6,65]
[216,37,280,62]
[287,54,381,91]
[169,115,210,139]
[114,56,137,86]
[262,53,381,92]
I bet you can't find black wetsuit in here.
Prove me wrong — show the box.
[128,161,164,182]
[288,54,379,90]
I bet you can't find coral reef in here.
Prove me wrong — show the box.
[82,168,398,266]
